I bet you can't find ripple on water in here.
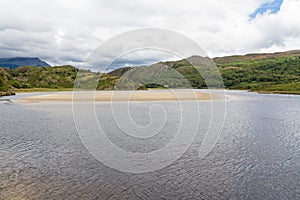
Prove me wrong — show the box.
[0,92,299,199]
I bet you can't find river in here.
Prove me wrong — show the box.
[0,90,299,199]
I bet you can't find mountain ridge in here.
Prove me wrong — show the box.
[0,57,50,68]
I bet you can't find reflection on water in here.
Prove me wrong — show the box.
[0,91,299,199]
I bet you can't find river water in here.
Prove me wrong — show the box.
[0,90,299,199]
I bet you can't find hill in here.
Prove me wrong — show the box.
[0,50,299,96]
[213,50,300,64]
[217,56,300,94]
[0,65,120,95]
[0,57,50,68]
[109,50,300,94]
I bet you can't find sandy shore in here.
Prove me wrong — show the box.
[17,90,220,102]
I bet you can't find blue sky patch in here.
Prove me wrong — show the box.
[250,0,283,19]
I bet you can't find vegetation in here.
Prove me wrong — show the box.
[0,68,15,96]
[0,50,299,96]
[111,52,300,93]
[217,57,300,93]
[0,66,121,95]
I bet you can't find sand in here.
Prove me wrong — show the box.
[17,90,220,102]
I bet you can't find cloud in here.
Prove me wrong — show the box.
[249,0,300,53]
[96,50,181,72]
[0,0,299,68]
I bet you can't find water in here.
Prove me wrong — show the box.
[0,91,299,199]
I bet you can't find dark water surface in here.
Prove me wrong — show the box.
[0,91,299,199]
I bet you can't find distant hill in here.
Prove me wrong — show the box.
[213,50,300,64]
[0,57,50,68]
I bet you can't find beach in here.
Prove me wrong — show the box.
[17,90,221,102]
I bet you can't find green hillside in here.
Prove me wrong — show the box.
[217,57,300,94]
[0,66,120,96]
[178,52,298,94]
[111,51,300,94]
[10,66,77,89]
[0,50,299,96]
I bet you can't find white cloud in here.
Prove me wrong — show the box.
[0,0,299,67]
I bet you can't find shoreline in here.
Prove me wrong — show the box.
[3,88,299,101]
[12,87,300,95]
[16,90,220,102]
[252,90,300,95]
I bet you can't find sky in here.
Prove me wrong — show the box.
[0,0,299,68]
[250,0,283,19]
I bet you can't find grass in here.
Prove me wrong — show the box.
[249,82,300,95]
[15,88,74,93]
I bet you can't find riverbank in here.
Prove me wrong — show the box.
[17,90,220,102]
[12,88,300,96]
[0,89,15,97]
[253,90,300,95]
[15,88,74,93]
